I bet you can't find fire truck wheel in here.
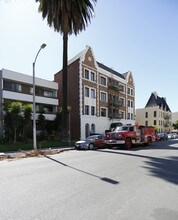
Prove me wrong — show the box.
[145,137,152,146]
[125,138,132,149]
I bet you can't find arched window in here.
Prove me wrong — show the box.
[85,123,90,138]
[91,124,95,134]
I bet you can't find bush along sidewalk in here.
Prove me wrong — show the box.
[0,140,75,153]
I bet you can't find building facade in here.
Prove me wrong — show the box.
[54,46,135,140]
[136,92,172,133]
[0,69,58,136]
[172,112,178,124]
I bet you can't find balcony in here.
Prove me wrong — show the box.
[108,100,118,107]
[108,83,120,91]
[108,112,123,119]
[164,115,170,120]
[108,100,124,107]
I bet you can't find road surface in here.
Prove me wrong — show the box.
[1,140,178,220]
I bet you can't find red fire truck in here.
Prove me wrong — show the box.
[105,124,155,149]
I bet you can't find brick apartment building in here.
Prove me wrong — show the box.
[54,46,135,140]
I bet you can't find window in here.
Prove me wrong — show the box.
[129,127,134,132]
[131,113,134,120]
[145,121,148,126]
[85,69,89,79]
[127,100,133,108]
[100,92,107,102]
[43,105,53,113]
[4,81,21,92]
[101,108,106,117]
[127,87,130,95]
[91,106,95,116]
[44,90,53,97]
[120,111,124,119]
[145,112,148,118]
[85,123,90,138]
[131,89,134,96]
[91,124,95,134]
[91,89,96,98]
[85,105,89,115]
[91,72,95,82]
[30,87,33,94]
[154,120,157,125]
[112,95,116,103]
[85,87,89,97]
[119,98,124,107]
[127,113,130,119]
[154,111,157,117]
[119,84,124,92]
[100,76,106,86]
[131,100,133,108]
[128,100,131,107]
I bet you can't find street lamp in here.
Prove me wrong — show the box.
[33,43,46,150]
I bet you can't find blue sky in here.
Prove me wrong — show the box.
[0,0,178,112]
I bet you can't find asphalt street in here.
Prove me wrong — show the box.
[1,139,178,220]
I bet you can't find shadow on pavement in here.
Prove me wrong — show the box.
[97,141,178,185]
[143,156,178,185]
[44,155,119,185]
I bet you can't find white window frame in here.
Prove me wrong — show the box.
[91,71,96,82]
[85,87,89,97]
[84,69,89,80]
[100,91,107,102]
[91,88,96,99]
[119,97,125,107]
[91,106,95,116]
[100,76,107,86]
[100,107,107,117]
[85,105,89,115]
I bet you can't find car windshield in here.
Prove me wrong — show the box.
[86,135,101,140]
[157,133,163,136]
[115,126,128,131]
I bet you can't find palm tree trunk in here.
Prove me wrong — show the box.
[61,32,69,141]
[14,127,17,144]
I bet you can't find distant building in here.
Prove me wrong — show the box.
[54,46,135,140]
[172,112,178,124]
[136,91,172,132]
[0,69,58,136]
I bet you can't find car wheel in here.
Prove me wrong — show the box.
[89,143,95,150]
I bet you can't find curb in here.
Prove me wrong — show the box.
[0,147,74,161]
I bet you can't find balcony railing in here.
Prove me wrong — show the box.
[164,115,170,120]
[108,113,123,119]
[108,100,123,107]
[108,83,120,91]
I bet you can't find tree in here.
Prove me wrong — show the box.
[6,102,22,144]
[23,104,32,140]
[36,0,97,141]
[173,120,178,130]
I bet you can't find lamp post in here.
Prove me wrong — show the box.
[33,43,46,150]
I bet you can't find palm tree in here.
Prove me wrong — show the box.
[23,104,32,141]
[7,102,22,144]
[36,0,97,141]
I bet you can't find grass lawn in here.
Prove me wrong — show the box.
[0,140,75,152]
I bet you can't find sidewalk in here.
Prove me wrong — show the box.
[0,146,75,161]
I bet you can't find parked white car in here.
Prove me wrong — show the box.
[167,133,173,139]
[172,133,178,139]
